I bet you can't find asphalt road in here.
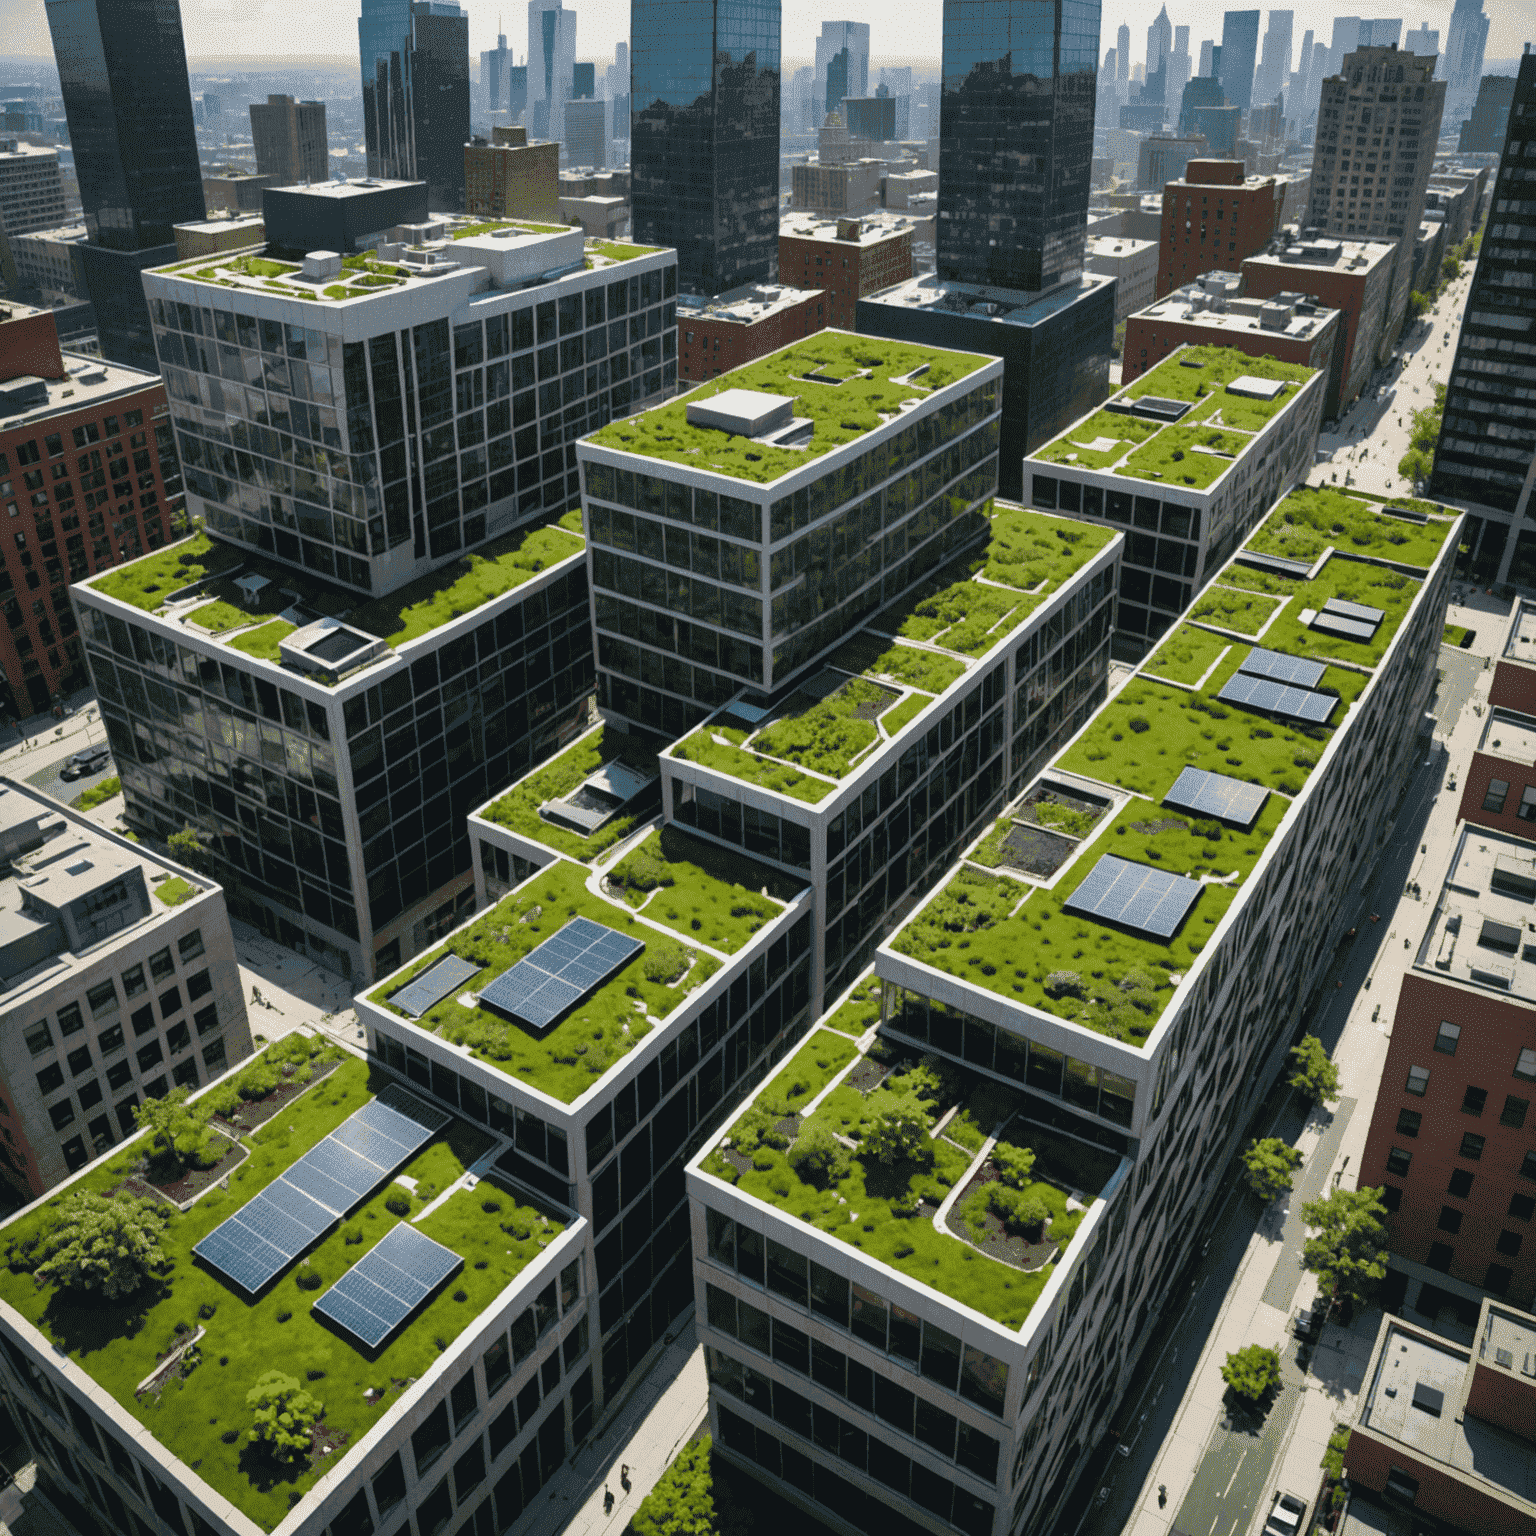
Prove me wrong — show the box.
[20,741,116,808]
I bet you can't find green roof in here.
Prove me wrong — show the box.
[668,505,1118,800]
[886,487,1451,1045]
[1030,346,1318,488]
[0,1048,562,1530]
[584,332,994,484]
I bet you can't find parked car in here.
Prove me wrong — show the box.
[59,744,111,781]
[1263,1491,1307,1536]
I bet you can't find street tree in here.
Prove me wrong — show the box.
[1241,1138,1304,1202]
[1288,1035,1341,1105]
[1300,1186,1389,1307]
[1221,1344,1282,1403]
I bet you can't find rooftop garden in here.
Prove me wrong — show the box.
[588,240,663,264]
[478,725,663,862]
[1143,623,1231,687]
[153,249,412,301]
[1115,423,1253,490]
[827,633,967,696]
[671,723,835,805]
[1031,410,1160,470]
[1188,585,1284,636]
[226,620,296,662]
[1124,346,1315,405]
[980,505,1119,598]
[1242,486,1455,570]
[699,1034,1096,1327]
[89,532,243,613]
[450,219,570,239]
[584,334,992,484]
[0,1053,555,1530]
[604,826,806,956]
[821,973,883,1038]
[892,792,1287,1042]
[370,859,719,1102]
[1254,557,1423,669]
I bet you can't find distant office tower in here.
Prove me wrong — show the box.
[44,0,205,369]
[814,21,868,120]
[1433,51,1536,543]
[0,139,67,243]
[481,25,508,111]
[1445,0,1489,119]
[1218,11,1260,109]
[1180,74,1226,132]
[464,123,558,216]
[1168,25,1192,112]
[1117,21,1130,95]
[784,64,811,129]
[508,62,527,119]
[604,39,628,99]
[1460,73,1517,151]
[1403,25,1438,58]
[879,65,912,97]
[1328,16,1362,75]
[844,95,895,141]
[631,0,779,295]
[565,96,605,166]
[1358,19,1401,48]
[528,0,576,145]
[249,94,328,184]
[572,60,594,98]
[1144,6,1171,106]
[1199,38,1214,76]
[1253,9,1293,106]
[361,0,470,210]
[1309,44,1444,352]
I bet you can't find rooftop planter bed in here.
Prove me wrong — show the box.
[1032,410,1160,469]
[90,533,244,613]
[980,506,1119,597]
[1115,424,1253,490]
[828,633,968,696]
[751,677,903,778]
[671,724,835,804]
[1143,623,1231,686]
[226,619,296,661]
[1242,486,1454,569]
[1188,586,1284,636]
[1124,345,1314,404]
[1256,558,1423,668]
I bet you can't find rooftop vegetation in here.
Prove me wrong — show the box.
[584,335,991,484]
[157,249,411,300]
[1030,410,1159,470]
[1188,586,1284,636]
[479,726,662,862]
[828,633,968,696]
[183,599,252,633]
[1242,486,1455,569]
[671,723,835,805]
[89,533,243,612]
[370,860,719,1102]
[1116,423,1253,490]
[589,240,663,264]
[0,1054,553,1529]
[226,619,297,662]
[450,220,569,239]
[822,974,883,1038]
[154,877,196,907]
[1124,346,1315,405]
[1143,623,1230,687]
[979,505,1119,597]
[893,792,1287,1042]
[605,826,805,955]
[1256,558,1422,669]
[752,677,907,779]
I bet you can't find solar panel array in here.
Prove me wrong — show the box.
[1308,611,1376,643]
[193,1084,450,1294]
[1324,597,1385,624]
[1218,672,1337,724]
[1238,647,1326,690]
[1063,854,1204,940]
[388,954,481,1019]
[312,1222,462,1349]
[480,916,644,1031]
[1163,766,1270,828]
[1238,549,1312,579]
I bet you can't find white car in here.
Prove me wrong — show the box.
[1263,1491,1307,1536]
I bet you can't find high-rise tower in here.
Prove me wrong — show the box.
[1445,0,1489,121]
[527,0,576,143]
[1253,9,1294,106]
[813,21,869,121]
[482,21,510,112]
[250,94,329,183]
[1218,9,1260,109]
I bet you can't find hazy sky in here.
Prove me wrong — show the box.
[2,0,1533,76]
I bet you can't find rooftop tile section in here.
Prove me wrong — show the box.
[886,488,1458,1046]
[667,505,1119,803]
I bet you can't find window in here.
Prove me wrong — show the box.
[177,930,204,963]
[1523,1151,1536,1181]
[35,1063,64,1095]
[1386,1146,1413,1176]
[1486,1264,1513,1295]
[106,1060,132,1091]
[1497,1229,1523,1257]
[1406,1065,1430,1094]
[85,981,118,1018]
[1426,1243,1453,1273]
[1483,779,1510,813]
[1435,1022,1461,1055]
[1449,1168,1475,1197]
[1516,1048,1536,1082]
[450,1371,478,1432]
[1519,786,1536,820]
[1463,1087,1488,1117]
[56,1003,83,1037]
[172,1059,198,1088]
[1380,1185,1402,1211]
[1437,1206,1463,1233]
[1510,1193,1534,1220]
[66,1047,92,1078]
[194,1004,219,1037]
[1503,1096,1530,1129]
[147,948,174,982]
[201,1038,226,1074]
[1385,1467,1420,1503]
[121,964,146,998]
[24,1021,51,1057]
[136,1041,163,1072]
[49,1098,74,1131]
[1395,1109,1421,1136]
[1460,1132,1486,1160]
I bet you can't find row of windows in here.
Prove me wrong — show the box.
[1029,477,1204,541]
[1385,1137,1536,1176]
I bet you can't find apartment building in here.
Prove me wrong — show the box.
[0,140,68,246]
[1024,344,1325,651]
[778,214,915,332]
[1156,160,1289,297]
[1083,235,1158,323]
[676,284,826,383]
[248,94,328,186]
[691,483,1459,1536]
[9,223,88,307]
[0,776,250,1195]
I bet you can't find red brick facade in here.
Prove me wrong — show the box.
[678,289,826,383]
[1457,664,1536,834]
[0,306,66,382]
[1122,310,1336,388]
[778,226,913,331]
[1157,160,1286,298]
[1358,970,1536,1308]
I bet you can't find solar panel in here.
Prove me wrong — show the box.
[387,954,481,1018]
[1323,597,1384,624]
[1237,549,1312,578]
[1218,672,1337,724]
[1237,647,1327,690]
[1162,766,1270,827]
[313,1222,462,1349]
[1308,611,1377,643]
[480,916,645,1031]
[1062,854,1204,940]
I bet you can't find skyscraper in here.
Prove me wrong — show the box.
[1145,7,1171,104]
[44,0,205,369]
[1168,24,1193,111]
[1199,38,1215,76]
[1328,16,1362,74]
[813,21,869,120]
[1403,24,1438,58]
[1117,21,1131,87]
[1253,9,1293,107]
[360,0,470,211]
[249,94,329,184]
[1218,10,1260,110]
[631,0,780,295]
[527,0,576,145]
[1358,19,1401,48]
[1445,0,1489,120]
[481,23,509,112]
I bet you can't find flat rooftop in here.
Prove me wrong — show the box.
[859,270,1117,332]
[1417,824,1536,1004]
[1030,344,1320,491]
[667,505,1120,804]
[1477,707,1536,765]
[779,211,924,245]
[0,1047,564,1530]
[0,349,162,426]
[1504,597,1536,663]
[80,517,583,677]
[1085,235,1157,258]
[887,487,1457,1046]
[584,329,994,486]
[676,281,823,324]
[1132,289,1338,345]
[1243,235,1397,275]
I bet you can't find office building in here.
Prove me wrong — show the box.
[0,305,182,713]
[1026,344,1324,646]
[1178,76,1226,136]
[1445,0,1490,125]
[1424,177,1476,244]
[843,97,895,143]
[571,61,594,100]
[465,127,559,220]
[0,141,67,253]
[482,25,510,112]
[631,0,780,297]
[249,95,329,186]
[791,162,883,220]
[10,222,87,305]
[1144,6,1171,106]
[1084,235,1158,321]
[1241,231,1396,418]
[1136,133,1208,192]
[815,22,869,122]
[1403,23,1438,58]
[360,0,470,213]
[172,214,267,262]
[559,194,627,240]
[1460,74,1518,153]
[1118,22,1131,87]
[202,170,281,214]
[44,0,205,372]
[1167,25,1193,118]
[1358,19,1402,49]
[1156,160,1288,296]
[1252,9,1293,108]
[778,213,914,331]
[261,177,428,256]
[509,62,528,121]
[1432,53,1536,582]
[0,777,250,1195]
[564,98,606,169]
[675,283,823,381]
[1218,10,1260,111]
[692,482,1457,1536]
[527,0,576,146]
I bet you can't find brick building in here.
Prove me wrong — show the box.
[677,282,825,382]
[1156,159,1289,296]
[463,126,560,221]
[0,305,179,716]
[777,213,913,330]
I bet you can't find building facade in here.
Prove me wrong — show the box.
[201,172,281,215]
[1135,133,1207,192]
[0,141,67,250]
[9,223,87,307]
[248,95,329,186]
[527,0,576,145]
[1459,74,1517,153]
[778,215,913,331]
[564,98,606,170]
[676,283,824,382]
[1084,235,1157,322]
[1156,160,1288,297]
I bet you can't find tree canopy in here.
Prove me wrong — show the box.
[1300,1185,1389,1306]
[33,1192,170,1299]
[1221,1344,1281,1403]
[246,1371,322,1463]
[1242,1138,1304,1202]
[134,1088,224,1173]
[860,1096,933,1168]
[633,1437,716,1536]
[1289,1035,1341,1105]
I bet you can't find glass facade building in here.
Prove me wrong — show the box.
[936,0,1100,293]
[1217,9,1260,111]
[631,0,781,295]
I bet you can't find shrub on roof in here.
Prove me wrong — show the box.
[32,1192,170,1299]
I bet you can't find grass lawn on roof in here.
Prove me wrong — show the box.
[821,974,883,1037]
[1115,423,1253,489]
[1189,586,1284,636]
[371,859,719,1101]
[606,825,805,955]
[752,676,905,778]
[479,725,662,862]
[184,599,254,633]
[590,240,663,263]
[1032,409,1160,469]
[1125,346,1314,404]
[348,523,582,647]
[1259,557,1423,668]
[154,876,195,906]
[584,334,991,484]
[1143,623,1232,687]
[226,619,296,662]
[671,723,834,804]
[828,633,967,695]
[90,533,244,613]
[0,1054,553,1531]
[1243,486,1454,569]
[893,792,1288,1042]
[981,505,1118,595]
